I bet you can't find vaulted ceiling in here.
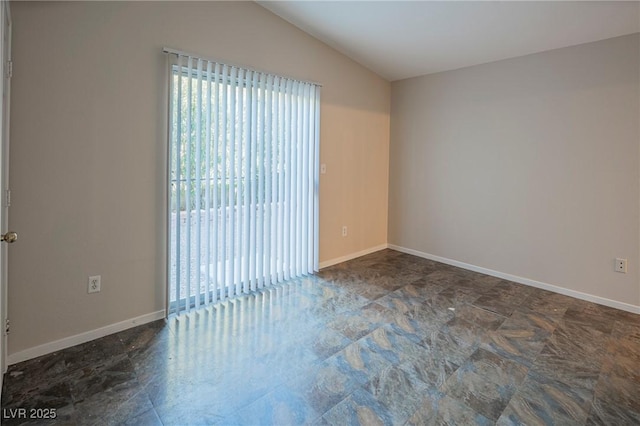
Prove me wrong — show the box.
[258,1,640,81]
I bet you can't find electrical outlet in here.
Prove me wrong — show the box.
[342,226,348,237]
[615,258,627,273]
[88,275,101,293]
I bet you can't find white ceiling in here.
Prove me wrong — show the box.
[258,1,640,81]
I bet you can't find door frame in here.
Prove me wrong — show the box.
[0,0,12,382]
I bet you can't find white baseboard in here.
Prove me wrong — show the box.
[388,244,640,315]
[319,244,389,269]
[7,244,637,366]
[7,310,166,365]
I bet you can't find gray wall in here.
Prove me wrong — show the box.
[389,34,640,308]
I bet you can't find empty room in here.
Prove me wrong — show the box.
[0,1,639,425]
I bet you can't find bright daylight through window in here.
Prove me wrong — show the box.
[167,53,321,314]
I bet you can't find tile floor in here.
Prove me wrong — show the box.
[1,249,639,425]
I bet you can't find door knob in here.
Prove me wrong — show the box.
[1,231,17,243]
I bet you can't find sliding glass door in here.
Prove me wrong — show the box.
[167,53,320,314]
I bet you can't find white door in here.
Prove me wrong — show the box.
[0,0,12,380]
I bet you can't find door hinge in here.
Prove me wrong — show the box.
[6,60,11,78]
[4,319,9,335]
[4,189,9,207]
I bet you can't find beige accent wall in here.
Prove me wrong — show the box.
[390,34,640,308]
[9,1,390,355]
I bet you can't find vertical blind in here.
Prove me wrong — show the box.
[166,51,320,314]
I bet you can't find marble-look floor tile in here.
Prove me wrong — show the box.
[310,289,370,317]
[348,265,402,283]
[118,319,171,353]
[505,308,561,334]
[143,358,269,417]
[531,347,601,393]
[423,270,471,287]
[602,330,640,384]
[396,283,441,301]
[286,361,362,416]
[236,383,322,426]
[308,328,353,360]
[392,255,442,276]
[610,320,640,341]
[120,407,163,426]
[360,302,397,325]
[2,352,67,398]
[406,277,449,295]
[440,317,487,352]
[587,397,640,426]
[327,277,390,301]
[521,290,580,316]
[420,330,476,365]
[406,390,493,426]
[472,295,518,317]
[364,365,430,424]
[442,366,515,421]
[3,248,640,426]
[126,338,181,387]
[406,295,457,329]
[481,315,551,367]
[155,399,231,426]
[437,286,482,305]
[69,354,137,404]
[244,343,321,386]
[366,271,423,292]
[498,371,592,426]
[74,382,153,426]
[316,267,366,285]
[487,280,535,299]
[421,328,478,366]
[384,311,439,346]
[1,380,73,416]
[359,326,426,365]
[563,307,615,335]
[320,387,395,426]
[600,352,640,386]
[331,340,394,386]
[531,321,606,390]
[398,351,459,389]
[63,334,127,373]
[350,282,390,301]
[547,319,608,355]
[462,348,528,389]
[328,308,381,341]
[451,304,507,331]
[580,301,640,325]
[592,373,640,416]
[472,274,503,288]
[376,290,425,314]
